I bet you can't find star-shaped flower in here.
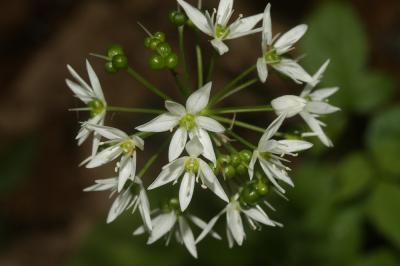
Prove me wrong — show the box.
[148,138,228,211]
[136,82,225,163]
[84,176,151,230]
[85,124,144,192]
[248,114,313,193]
[66,60,107,158]
[257,3,312,83]
[178,0,263,55]
[271,60,340,147]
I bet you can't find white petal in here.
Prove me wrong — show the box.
[66,79,92,103]
[196,129,216,163]
[272,59,312,84]
[189,215,222,240]
[274,24,307,54]
[118,154,136,192]
[247,151,258,179]
[147,212,177,244]
[257,57,268,83]
[226,205,244,246]
[177,0,212,35]
[85,124,128,140]
[199,160,229,202]
[259,159,286,193]
[216,0,233,25]
[136,113,179,132]
[195,210,224,243]
[186,82,212,114]
[271,95,306,118]
[84,178,118,192]
[242,206,276,226]
[265,160,294,187]
[138,187,152,231]
[179,172,196,211]
[275,140,313,153]
[262,3,272,47]
[178,217,198,258]
[148,160,185,190]
[86,60,105,101]
[67,64,92,93]
[169,128,188,162]
[258,139,280,153]
[165,101,186,116]
[185,137,203,158]
[196,116,225,133]
[86,145,122,168]
[211,39,230,55]
[309,87,339,101]
[228,14,263,39]
[132,135,145,150]
[300,111,333,147]
[259,113,286,145]
[226,225,234,248]
[306,101,340,114]
[106,190,133,223]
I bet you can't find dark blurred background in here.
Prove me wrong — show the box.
[0,0,399,265]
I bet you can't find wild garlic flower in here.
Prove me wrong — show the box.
[196,194,278,247]
[136,82,224,163]
[66,60,107,158]
[133,198,222,258]
[257,4,312,84]
[84,176,151,230]
[248,114,313,193]
[271,60,340,147]
[85,124,144,192]
[178,0,263,55]
[148,138,228,211]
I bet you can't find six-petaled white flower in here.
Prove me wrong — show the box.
[133,206,222,258]
[178,0,263,55]
[84,176,152,230]
[248,114,313,193]
[271,60,340,147]
[148,138,228,211]
[136,82,225,163]
[196,194,279,247]
[257,3,312,84]
[85,124,144,192]
[66,60,107,159]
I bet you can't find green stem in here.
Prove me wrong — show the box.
[210,64,257,106]
[138,140,169,178]
[178,26,191,94]
[107,106,164,114]
[126,67,170,100]
[212,115,265,134]
[196,45,203,88]
[227,130,256,150]
[215,78,258,104]
[170,70,189,97]
[206,51,216,82]
[210,105,273,114]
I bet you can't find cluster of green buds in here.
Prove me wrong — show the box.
[239,176,269,207]
[144,31,178,70]
[210,150,252,180]
[168,10,187,27]
[104,45,129,73]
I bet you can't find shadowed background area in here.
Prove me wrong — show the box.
[0,0,399,265]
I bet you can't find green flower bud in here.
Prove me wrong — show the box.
[254,180,269,196]
[223,165,236,180]
[165,53,178,69]
[239,149,252,162]
[144,37,152,48]
[149,54,165,70]
[112,54,128,70]
[169,10,187,26]
[154,32,166,42]
[156,42,172,57]
[149,38,161,50]
[217,154,231,165]
[230,153,241,167]
[107,44,124,58]
[169,11,178,23]
[169,198,180,210]
[236,164,247,176]
[104,61,117,74]
[240,186,259,205]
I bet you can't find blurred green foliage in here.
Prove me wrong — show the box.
[69,1,399,265]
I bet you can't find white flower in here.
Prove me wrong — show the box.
[136,82,224,163]
[271,60,340,147]
[84,124,144,192]
[248,114,313,193]
[66,60,107,158]
[196,195,278,247]
[133,206,222,258]
[178,0,263,55]
[257,3,312,83]
[148,138,228,211]
[84,176,152,230]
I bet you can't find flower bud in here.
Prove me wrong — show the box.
[271,95,306,118]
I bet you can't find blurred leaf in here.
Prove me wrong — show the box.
[300,2,395,113]
[366,107,400,175]
[367,183,400,249]
[335,153,373,202]
[0,135,38,196]
[352,249,399,266]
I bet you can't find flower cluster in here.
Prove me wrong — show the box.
[66,0,339,258]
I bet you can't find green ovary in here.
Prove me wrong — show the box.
[215,24,230,39]
[264,49,281,63]
[120,139,135,155]
[88,98,105,117]
[185,158,199,173]
[179,114,196,130]
[259,152,271,160]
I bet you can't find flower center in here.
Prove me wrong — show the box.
[259,152,271,160]
[215,24,230,39]
[184,158,199,173]
[120,139,135,155]
[179,113,196,130]
[88,98,105,117]
[264,49,281,64]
